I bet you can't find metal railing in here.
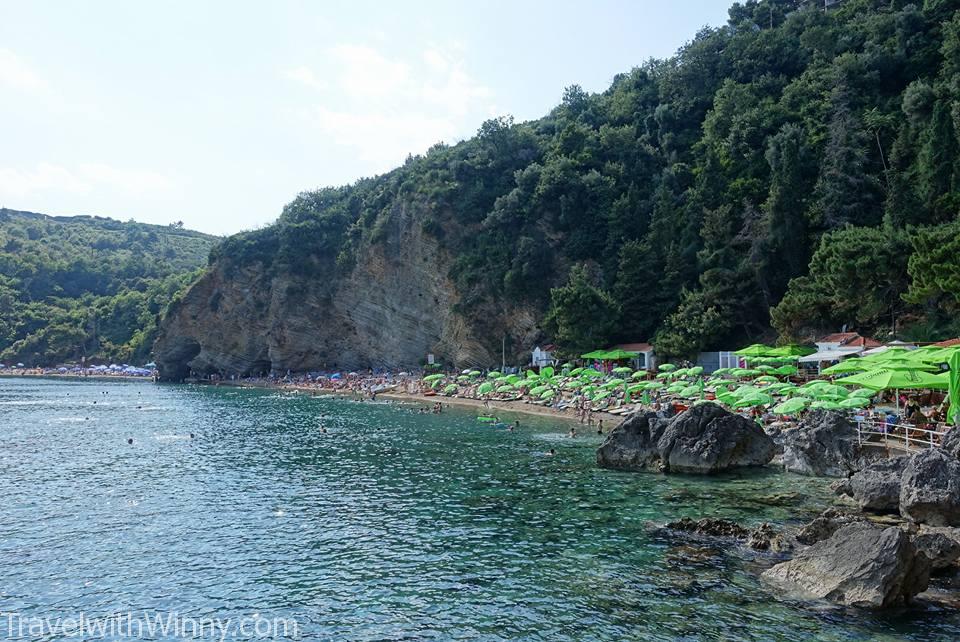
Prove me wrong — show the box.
[855,419,948,452]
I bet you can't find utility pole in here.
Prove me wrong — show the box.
[501,336,506,373]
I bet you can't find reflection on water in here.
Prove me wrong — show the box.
[0,377,957,640]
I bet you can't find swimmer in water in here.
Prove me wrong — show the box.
[568,426,577,438]
[189,433,195,439]
[597,419,604,435]
[127,438,133,445]
[546,448,556,456]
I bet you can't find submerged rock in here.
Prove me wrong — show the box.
[832,456,909,513]
[665,517,749,539]
[598,404,775,474]
[664,517,791,553]
[780,411,878,477]
[900,449,960,526]
[762,522,931,607]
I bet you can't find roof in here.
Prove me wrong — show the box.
[798,347,865,363]
[934,338,960,348]
[817,332,881,348]
[613,342,653,352]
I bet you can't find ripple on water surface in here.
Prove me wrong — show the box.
[0,377,958,641]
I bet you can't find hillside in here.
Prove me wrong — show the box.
[156,0,960,379]
[0,208,217,366]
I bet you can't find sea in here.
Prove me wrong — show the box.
[1,376,958,641]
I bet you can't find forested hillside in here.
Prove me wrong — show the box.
[0,209,216,366]
[202,0,960,361]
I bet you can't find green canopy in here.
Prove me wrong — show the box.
[769,344,816,357]
[602,349,640,360]
[835,368,949,391]
[950,350,960,425]
[631,370,649,379]
[849,387,876,399]
[540,366,555,378]
[612,366,633,374]
[580,350,608,359]
[486,371,502,379]
[839,397,870,409]
[735,344,778,357]
[773,365,799,376]
[810,400,844,411]
[477,382,494,395]
[423,373,445,382]
[821,359,867,375]
[540,389,556,399]
[468,370,482,377]
[658,363,676,372]
[773,397,810,414]
[581,368,603,379]
[443,383,458,393]
[568,367,584,376]
[496,383,515,393]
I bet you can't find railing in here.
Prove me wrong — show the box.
[855,419,948,452]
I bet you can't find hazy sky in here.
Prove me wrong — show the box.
[0,1,730,235]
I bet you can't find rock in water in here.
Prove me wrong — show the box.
[597,404,774,474]
[665,517,749,539]
[762,523,931,607]
[595,411,668,471]
[832,456,910,513]
[900,449,960,526]
[781,410,878,477]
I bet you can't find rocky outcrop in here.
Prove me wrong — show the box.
[664,517,791,553]
[900,449,960,527]
[597,404,775,474]
[940,426,960,459]
[795,508,869,545]
[832,456,910,513]
[153,204,542,380]
[595,411,669,471]
[781,410,879,477]
[913,532,960,570]
[762,522,931,607]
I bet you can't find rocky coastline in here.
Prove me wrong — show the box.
[601,405,960,611]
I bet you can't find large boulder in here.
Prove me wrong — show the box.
[762,522,931,607]
[940,426,960,459]
[595,411,669,471]
[900,448,960,526]
[598,404,775,474]
[833,456,910,513]
[781,410,878,477]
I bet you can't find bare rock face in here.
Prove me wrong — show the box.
[762,522,931,607]
[900,449,960,527]
[941,426,960,459]
[154,206,541,379]
[781,411,879,477]
[597,404,775,474]
[913,532,960,570]
[832,456,910,513]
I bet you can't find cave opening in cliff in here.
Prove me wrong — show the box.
[160,337,201,382]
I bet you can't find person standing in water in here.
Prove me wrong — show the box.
[597,419,604,435]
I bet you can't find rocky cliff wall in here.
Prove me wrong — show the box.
[154,203,541,380]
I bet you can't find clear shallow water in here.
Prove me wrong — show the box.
[1,378,958,641]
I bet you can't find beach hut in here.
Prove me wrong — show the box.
[530,345,557,368]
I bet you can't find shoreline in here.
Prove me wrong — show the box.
[217,380,626,427]
[0,372,154,383]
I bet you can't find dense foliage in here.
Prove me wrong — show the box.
[207,0,960,358]
[0,209,215,366]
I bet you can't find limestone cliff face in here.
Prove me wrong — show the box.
[154,203,541,380]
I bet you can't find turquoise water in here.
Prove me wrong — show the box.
[1,377,958,641]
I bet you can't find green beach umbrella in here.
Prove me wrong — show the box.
[627,384,646,394]
[612,366,632,374]
[631,370,649,379]
[769,344,815,357]
[839,397,870,409]
[680,385,701,398]
[443,383,457,393]
[593,391,612,401]
[477,382,494,395]
[423,373,445,382]
[773,365,798,376]
[580,350,608,359]
[658,363,676,372]
[569,367,584,376]
[735,344,776,357]
[644,381,665,390]
[810,400,843,411]
[821,359,867,375]
[688,366,704,376]
[581,368,603,379]
[949,350,960,425]
[541,366,555,378]
[468,370,482,377]
[486,371,502,379]
[773,397,810,414]
[835,368,949,391]
[755,375,779,384]
[540,389,556,399]
[528,385,548,396]
[564,380,583,389]
[849,387,875,398]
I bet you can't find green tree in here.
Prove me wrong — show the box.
[544,265,620,353]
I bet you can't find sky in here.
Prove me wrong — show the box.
[0,1,731,235]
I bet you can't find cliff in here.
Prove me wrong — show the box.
[154,201,541,379]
